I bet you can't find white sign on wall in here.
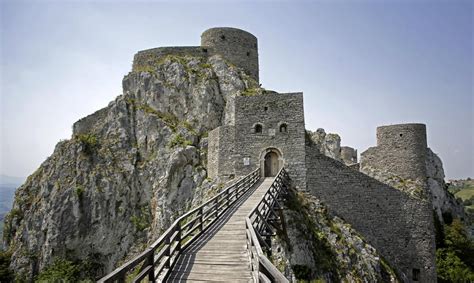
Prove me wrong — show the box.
[243,157,250,166]
[268,129,276,136]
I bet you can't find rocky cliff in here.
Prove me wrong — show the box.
[2,54,260,280]
[360,148,464,223]
[3,51,432,282]
[307,128,342,161]
[271,189,398,282]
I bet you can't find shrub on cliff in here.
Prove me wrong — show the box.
[436,218,474,282]
[0,251,14,282]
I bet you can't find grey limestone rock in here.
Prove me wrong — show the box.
[3,54,257,279]
[309,128,342,161]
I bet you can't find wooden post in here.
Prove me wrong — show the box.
[199,207,204,232]
[164,233,171,269]
[147,251,155,282]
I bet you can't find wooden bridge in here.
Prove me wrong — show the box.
[98,168,290,283]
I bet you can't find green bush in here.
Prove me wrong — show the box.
[130,206,151,232]
[292,264,312,280]
[0,251,14,282]
[35,255,102,282]
[36,258,81,282]
[436,218,474,282]
[76,134,98,155]
[75,186,85,200]
[437,249,474,282]
[168,134,193,148]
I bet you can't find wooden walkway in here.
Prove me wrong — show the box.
[168,178,275,282]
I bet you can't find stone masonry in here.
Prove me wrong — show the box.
[209,92,306,190]
[128,27,438,282]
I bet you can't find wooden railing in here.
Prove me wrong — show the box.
[246,168,290,283]
[98,168,260,283]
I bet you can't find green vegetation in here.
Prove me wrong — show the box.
[456,189,474,201]
[436,218,474,282]
[285,190,340,281]
[75,186,85,199]
[125,98,180,132]
[241,87,266,97]
[76,134,98,155]
[36,258,81,282]
[292,264,312,281]
[448,178,474,201]
[0,251,14,282]
[130,205,151,232]
[35,255,102,282]
[167,133,193,149]
[133,54,212,83]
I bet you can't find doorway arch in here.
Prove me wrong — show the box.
[259,148,283,177]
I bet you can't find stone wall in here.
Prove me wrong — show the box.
[208,125,235,179]
[341,146,357,165]
[361,124,428,181]
[72,107,109,136]
[132,27,259,83]
[132,47,210,72]
[306,147,436,282]
[201,27,259,82]
[233,92,306,189]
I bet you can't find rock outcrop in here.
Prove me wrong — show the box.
[2,54,259,280]
[426,149,464,222]
[271,189,398,282]
[308,128,342,161]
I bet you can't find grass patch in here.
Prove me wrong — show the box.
[130,205,151,232]
[241,87,266,97]
[75,186,85,199]
[126,98,180,132]
[75,134,98,155]
[168,134,193,149]
[455,188,474,201]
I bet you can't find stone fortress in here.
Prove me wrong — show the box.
[200,28,440,282]
[74,27,458,282]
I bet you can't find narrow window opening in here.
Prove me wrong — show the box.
[400,133,403,137]
[255,124,263,134]
[413,268,420,281]
[247,51,250,56]
[279,123,288,133]
[264,106,268,111]
[220,35,226,40]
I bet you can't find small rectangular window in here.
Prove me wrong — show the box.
[413,268,420,281]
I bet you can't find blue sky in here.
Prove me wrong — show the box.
[1,0,472,180]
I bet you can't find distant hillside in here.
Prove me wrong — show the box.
[448,178,474,239]
[449,178,474,205]
[0,185,17,250]
[0,174,25,187]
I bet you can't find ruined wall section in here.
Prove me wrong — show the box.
[72,107,109,136]
[132,47,210,72]
[207,125,236,179]
[340,146,357,165]
[234,93,306,189]
[306,148,436,282]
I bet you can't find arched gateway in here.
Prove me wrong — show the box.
[260,148,283,177]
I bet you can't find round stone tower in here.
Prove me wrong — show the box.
[201,27,259,82]
[375,123,428,180]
